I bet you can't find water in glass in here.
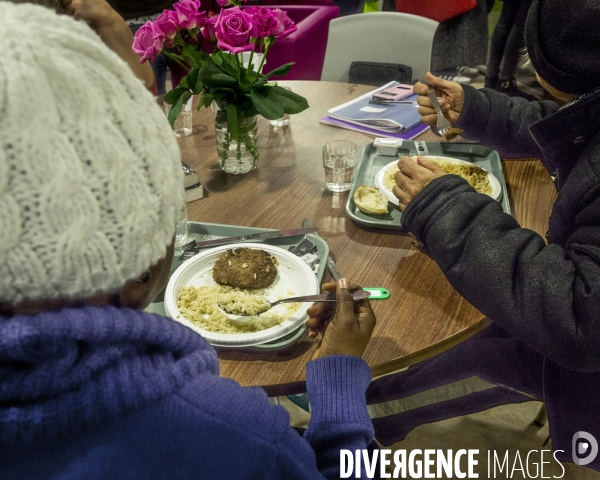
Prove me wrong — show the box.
[174,203,189,246]
[324,153,354,192]
[270,114,290,127]
[323,140,357,192]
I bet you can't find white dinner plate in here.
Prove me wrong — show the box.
[164,243,319,347]
[375,155,503,205]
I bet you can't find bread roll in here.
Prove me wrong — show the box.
[354,186,388,215]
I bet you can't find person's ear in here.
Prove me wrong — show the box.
[118,271,155,310]
[117,240,175,310]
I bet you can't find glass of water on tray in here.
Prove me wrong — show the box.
[322,140,358,192]
[174,193,189,247]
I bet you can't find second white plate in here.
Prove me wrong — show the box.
[375,155,503,205]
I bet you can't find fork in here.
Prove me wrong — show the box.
[424,80,452,137]
[220,290,372,319]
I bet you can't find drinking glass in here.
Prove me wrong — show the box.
[322,140,358,192]
[270,87,291,127]
[174,195,189,247]
[165,98,192,137]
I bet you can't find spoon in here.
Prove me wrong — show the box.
[218,289,371,319]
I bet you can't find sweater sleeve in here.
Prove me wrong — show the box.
[303,355,374,480]
[401,174,600,372]
[456,85,560,158]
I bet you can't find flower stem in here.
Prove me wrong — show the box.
[245,50,254,80]
[235,53,241,83]
[162,51,188,71]
[257,40,273,74]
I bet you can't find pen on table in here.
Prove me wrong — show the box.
[369,100,418,105]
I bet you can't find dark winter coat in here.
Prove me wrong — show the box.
[401,85,600,469]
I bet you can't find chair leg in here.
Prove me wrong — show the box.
[533,404,548,427]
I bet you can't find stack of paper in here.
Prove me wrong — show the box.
[320,81,429,139]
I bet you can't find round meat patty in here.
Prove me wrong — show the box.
[212,248,278,289]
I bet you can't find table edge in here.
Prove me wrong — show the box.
[370,317,493,379]
[259,317,492,397]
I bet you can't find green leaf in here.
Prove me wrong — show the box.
[210,87,237,103]
[226,103,239,141]
[250,87,285,120]
[162,51,189,71]
[209,51,239,79]
[271,86,309,114]
[198,56,237,87]
[164,86,186,105]
[241,99,259,118]
[200,93,213,108]
[181,44,203,69]
[211,50,224,66]
[211,87,235,96]
[238,82,252,94]
[167,94,183,128]
[263,62,294,79]
[253,77,268,87]
[220,52,241,79]
[185,68,204,95]
[166,91,192,128]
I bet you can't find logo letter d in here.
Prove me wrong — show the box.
[572,431,599,466]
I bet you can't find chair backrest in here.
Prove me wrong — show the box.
[320,12,438,83]
[241,5,339,80]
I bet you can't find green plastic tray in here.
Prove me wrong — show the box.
[346,141,511,230]
[145,221,328,352]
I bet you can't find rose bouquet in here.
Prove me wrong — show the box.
[132,0,309,142]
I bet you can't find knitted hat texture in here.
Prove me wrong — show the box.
[0,3,183,303]
[525,0,600,94]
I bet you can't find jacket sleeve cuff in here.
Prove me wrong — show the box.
[306,355,372,426]
[455,84,491,139]
[401,174,477,244]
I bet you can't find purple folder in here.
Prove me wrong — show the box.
[319,115,430,140]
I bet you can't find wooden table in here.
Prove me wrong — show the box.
[176,81,557,396]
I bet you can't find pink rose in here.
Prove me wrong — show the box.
[215,0,230,6]
[203,15,218,43]
[155,10,179,40]
[132,22,164,62]
[271,8,297,39]
[214,7,257,54]
[173,0,207,29]
[245,7,280,38]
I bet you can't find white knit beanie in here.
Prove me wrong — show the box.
[0,2,184,304]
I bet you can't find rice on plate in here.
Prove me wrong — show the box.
[177,284,300,334]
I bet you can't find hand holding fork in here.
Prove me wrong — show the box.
[414,73,466,138]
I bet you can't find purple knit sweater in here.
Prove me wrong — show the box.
[0,306,374,479]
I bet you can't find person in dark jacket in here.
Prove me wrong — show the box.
[368,0,600,471]
[485,0,534,95]
[0,4,378,479]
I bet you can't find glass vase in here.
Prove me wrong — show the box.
[214,107,259,175]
